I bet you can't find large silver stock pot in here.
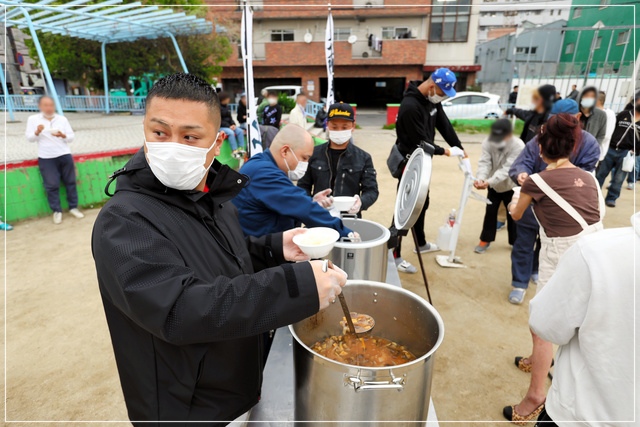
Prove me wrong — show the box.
[289,280,444,426]
[329,218,390,282]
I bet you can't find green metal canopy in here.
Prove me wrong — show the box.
[0,0,217,117]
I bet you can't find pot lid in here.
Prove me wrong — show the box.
[394,148,432,231]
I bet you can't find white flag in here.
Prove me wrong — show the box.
[241,2,263,156]
[325,11,335,107]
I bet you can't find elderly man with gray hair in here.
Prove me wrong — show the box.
[233,124,352,238]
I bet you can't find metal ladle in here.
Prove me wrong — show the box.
[322,260,375,335]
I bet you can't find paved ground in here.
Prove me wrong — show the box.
[2,116,636,424]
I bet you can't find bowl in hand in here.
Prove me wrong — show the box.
[293,227,340,259]
[332,196,356,212]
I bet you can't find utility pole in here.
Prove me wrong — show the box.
[583,21,604,87]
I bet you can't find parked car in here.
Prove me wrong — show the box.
[442,91,503,119]
[262,85,303,100]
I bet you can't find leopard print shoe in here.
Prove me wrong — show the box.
[503,403,545,425]
[515,356,532,373]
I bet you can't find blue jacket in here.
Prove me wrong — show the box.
[233,150,352,237]
[509,129,601,228]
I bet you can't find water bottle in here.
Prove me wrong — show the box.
[448,209,456,227]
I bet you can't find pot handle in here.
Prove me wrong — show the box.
[345,375,405,392]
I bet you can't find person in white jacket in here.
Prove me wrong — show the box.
[528,212,638,426]
[288,93,308,129]
[473,118,524,254]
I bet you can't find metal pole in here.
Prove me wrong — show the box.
[101,41,109,114]
[583,27,601,87]
[552,29,565,91]
[167,33,189,73]
[19,7,63,115]
[522,33,534,84]
[611,35,630,106]
[599,29,614,97]
[0,62,16,122]
[569,30,581,92]
[539,30,550,86]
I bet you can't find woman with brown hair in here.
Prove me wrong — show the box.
[503,113,605,424]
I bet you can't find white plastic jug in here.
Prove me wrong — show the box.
[436,224,453,251]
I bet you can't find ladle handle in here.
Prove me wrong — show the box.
[323,260,357,336]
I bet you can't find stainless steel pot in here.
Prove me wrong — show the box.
[289,280,444,426]
[329,218,390,282]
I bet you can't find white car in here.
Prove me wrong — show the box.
[262,85,303,100]
[442,92,503,119]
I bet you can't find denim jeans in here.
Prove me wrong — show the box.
[38,154,78,212]
[511,207,540,289]
[220,126,245,151]
[596,147,629,203]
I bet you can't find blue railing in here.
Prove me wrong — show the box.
[306,100,323,119]
[0,94,148,113]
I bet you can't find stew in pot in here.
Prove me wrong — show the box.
[310,334,417,367]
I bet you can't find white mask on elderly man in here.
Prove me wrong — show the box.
[329,129,352,145]
[284,149,308,181]
[145,133,219,191]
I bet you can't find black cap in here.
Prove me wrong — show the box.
[327,102,355,121]
[488,118,512,142]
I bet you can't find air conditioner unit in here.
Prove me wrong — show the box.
[362,51,369,58]
[353,0,383,9]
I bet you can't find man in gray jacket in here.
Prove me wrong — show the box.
[577,86,607,146]
[473,119,524,253]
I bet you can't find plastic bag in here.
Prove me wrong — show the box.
[622,151,635,173]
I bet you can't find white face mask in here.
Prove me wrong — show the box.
[580,97,595,108]
[144,133,219,191]
[329,129,352,145]
[491,140,507,150]
[428,87,448,104]
[268,98,278,106]
[284,149,308,181]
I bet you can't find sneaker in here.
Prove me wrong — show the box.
[0,221,13,231]
[474,241,490,254]
[413,242,440,254]
[496,221,506,231]
[53,212,62,224]
[605,200,616,208]
[69,208,85,219]
[396,260,417,274]
[627,183,634,190]
[508,288,526,305]
[530,273,539,286]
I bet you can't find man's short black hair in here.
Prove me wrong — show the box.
[38,95,54,105]
[218,92,231,102]
[146,73,220,116]
[267,90,277,97]
[513,85,518,90]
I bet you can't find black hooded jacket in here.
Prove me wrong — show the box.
[395,80,463,157]
[220,103,235,128]
[92,149,319,424]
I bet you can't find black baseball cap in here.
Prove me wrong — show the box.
[327,102,355,121]
[488,118,512,142]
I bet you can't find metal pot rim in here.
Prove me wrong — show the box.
[333,219,391,249]
[289,280,445,370]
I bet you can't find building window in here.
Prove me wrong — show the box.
[504,10,518,16]
[333,28,351,41]
[270,29,294,42]
[573,7,582,19]
[617,30,630,45]
[595,36,602,49]
[534,10,541,15]
[565,43,575,54]
[550,9,554,15]
[516,46,537,54]
[499,47,506,58]
[429,0,471,43]
[382,26,410,40]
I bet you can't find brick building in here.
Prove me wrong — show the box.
[208,0,480,107]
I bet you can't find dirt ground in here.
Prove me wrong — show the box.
[2,126,636,425]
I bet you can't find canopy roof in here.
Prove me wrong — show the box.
[0,0,215,43]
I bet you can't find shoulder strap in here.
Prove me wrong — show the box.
[529,173,589,229]
[589,172,606,221]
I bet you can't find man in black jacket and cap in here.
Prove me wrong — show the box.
[92,73,347,425]
[505,84,556,143]
[390,68,466,273]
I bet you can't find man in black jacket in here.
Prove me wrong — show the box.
[298,102,378,216]
[92,73,347,424]
[219,92,245,157]
[391,68,465,273]
[505,84,556,143]
[237,92,247,130]
[508,85,518,105]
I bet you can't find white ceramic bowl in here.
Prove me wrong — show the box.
[46,128,61,134]
[293,227,340,259]
[332,196,356,212]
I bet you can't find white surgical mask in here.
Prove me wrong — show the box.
[284,149,308,181]
[580,97,595,108]
[144,133,219,191]
[329,129,352,145]
[268,98,278,106]
[491,140,507,150]
[428,88,448,104]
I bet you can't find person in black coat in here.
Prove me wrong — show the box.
[390,68,466,274]
[505,84,556,143]
[237,92,247,129]
[262,91,282,129]
[92,73,347,425]
[298,102,379,215]
[219,92,245,156]
[508,85,518,105]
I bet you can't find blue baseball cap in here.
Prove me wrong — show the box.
[550,98,579,115]
[431,68,457,97]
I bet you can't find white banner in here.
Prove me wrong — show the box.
[241,2,263,157]
[325,11,335,107]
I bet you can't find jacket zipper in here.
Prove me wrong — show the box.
[326,146,347,195]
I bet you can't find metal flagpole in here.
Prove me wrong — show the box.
[599,29,614,102]
[0,62,15,122]
[101,41,110,114]
[611,35,629,106]
[241,0,262,157]
[325,4,335,107]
